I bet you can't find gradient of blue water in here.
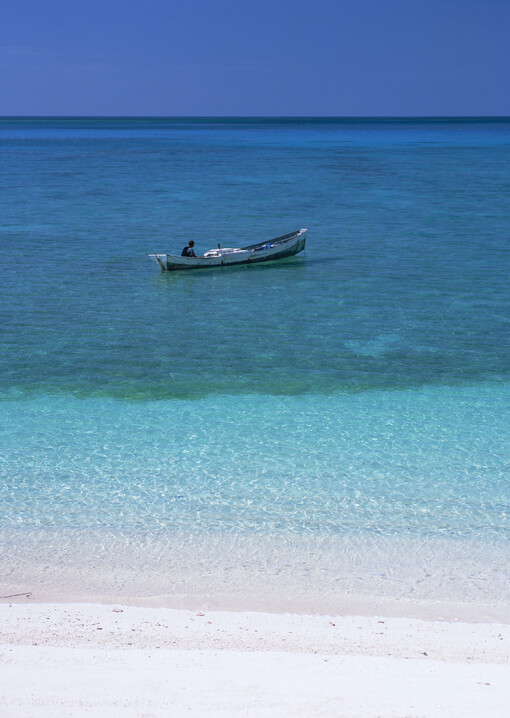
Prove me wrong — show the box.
[1,387,509,539]
[1,118,509,605]
[2,118,509,400]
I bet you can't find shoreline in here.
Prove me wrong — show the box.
[2,602,509,659]
[2,591,509,624]
[3,529,509,623]
[1,602,508,717]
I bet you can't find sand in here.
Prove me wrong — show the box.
[1,602,509,716]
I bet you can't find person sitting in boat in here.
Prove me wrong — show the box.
[181,240,197,257]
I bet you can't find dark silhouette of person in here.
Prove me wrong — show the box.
[181,240,197,257]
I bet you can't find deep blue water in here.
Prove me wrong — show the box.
[1,118,509,607]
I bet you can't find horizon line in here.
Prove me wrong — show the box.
[1,114,510,120]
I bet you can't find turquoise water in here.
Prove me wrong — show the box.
[1,118,509,611]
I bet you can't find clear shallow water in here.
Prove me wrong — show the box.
[1,118,509,612]
[1,387,509,539]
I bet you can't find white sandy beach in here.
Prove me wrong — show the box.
[1,602,508,717]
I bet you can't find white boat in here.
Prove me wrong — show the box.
[148,228,307,271]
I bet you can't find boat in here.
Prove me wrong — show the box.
[148,228,307,271]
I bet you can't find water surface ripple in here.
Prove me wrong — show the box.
[1,118,509,613]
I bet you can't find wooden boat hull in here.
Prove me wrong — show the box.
[149,229,307,271]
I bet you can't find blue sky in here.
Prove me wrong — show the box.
[1,0,509,115]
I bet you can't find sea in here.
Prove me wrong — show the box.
[1,117,509,618]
